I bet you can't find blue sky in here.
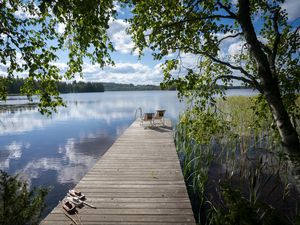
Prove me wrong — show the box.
[1,0,299,85]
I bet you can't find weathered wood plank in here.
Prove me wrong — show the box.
[56,197,191,203]
[80,202,193,209]
[73,187,187,192]
[51,207,194,214]
[42,221,194,225]
[41,120,195,224]
[75,192,188,198]
[43,214,195,223]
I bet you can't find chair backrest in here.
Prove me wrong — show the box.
[143,113,154,121]
[155,110,166,119]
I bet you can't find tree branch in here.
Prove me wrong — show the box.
[214,75,252,85]
[287,25,300,55]
[186,0,201,13]
[182,44,262,92]
[181,44,262,91]
[259,41,272,55]
[218,32,243,44]
[204,53,262,91]
[271,8,281,74]
[155,14,236,31]
[217,1,237,19]
[204,53,250,77]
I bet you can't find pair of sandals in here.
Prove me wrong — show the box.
[62,189,86,213]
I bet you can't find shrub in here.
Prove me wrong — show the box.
[0,170,48,225]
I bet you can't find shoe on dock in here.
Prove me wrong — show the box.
[66,196,84,207]
[68,189,86,200]
[61,198,76,213]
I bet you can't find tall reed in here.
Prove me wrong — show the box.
[175,96,300,225]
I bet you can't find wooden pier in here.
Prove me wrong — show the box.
[41,120,195,225]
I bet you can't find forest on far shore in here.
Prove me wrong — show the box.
[3,77,251,94]
[3,77,162,93]
[3,77,104,93]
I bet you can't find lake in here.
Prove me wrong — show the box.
[0,89,256,217]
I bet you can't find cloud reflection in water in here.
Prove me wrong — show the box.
[0,92,184,135]
[0,141,31,169]
[0,91,185,217]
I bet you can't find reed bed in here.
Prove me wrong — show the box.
[175,96,300,225]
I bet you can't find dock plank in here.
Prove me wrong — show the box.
[41,120,195,224]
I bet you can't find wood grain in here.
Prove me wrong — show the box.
[40,120,195,225]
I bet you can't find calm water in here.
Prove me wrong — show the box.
[0,89,256,217]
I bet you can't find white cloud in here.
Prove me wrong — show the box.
[180,53,199,68]
[82,63,99,74]
[0,19,163,84]
[0,51,28,77]
[108,19,138,55]
[51,62,69,71]
[53,61,164,85]
[57,23,66,34]
[14,4,40,19]
[228,41,245,56]
[282,0,300,21]
[88,61,163,84]
[108,19,128,35]
[232,0,238,5]
[1,34,7,41]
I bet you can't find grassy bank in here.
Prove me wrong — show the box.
[175,96,300,225]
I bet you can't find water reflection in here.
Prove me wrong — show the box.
[0,91,185,136]
[0,141,30,169]
[0,91,187,217]
[0,89,256,217]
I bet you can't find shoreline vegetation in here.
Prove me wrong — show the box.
[2,77,252,95]
[176,95,300,225]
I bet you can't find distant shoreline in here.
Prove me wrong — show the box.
[4,77,252,94]
[6,86,252,95]
[5,87,253,96]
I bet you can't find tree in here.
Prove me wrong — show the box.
[0,0,114,114]
[0,0,299,159]
[0,170,48,225]
[127,0,300,154]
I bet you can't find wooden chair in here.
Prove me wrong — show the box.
[153,109,166,126]
[141,112,155,127]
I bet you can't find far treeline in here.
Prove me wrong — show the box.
[4,77,104,93]
[3,77,163,93]
[3,77,250,94]
[102,82,161,91]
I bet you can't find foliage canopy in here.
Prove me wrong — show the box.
[0,0,115,114]
[127,0,300,152]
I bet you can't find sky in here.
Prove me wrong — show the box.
[1,0,299,85]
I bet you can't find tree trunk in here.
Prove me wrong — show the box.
[238,0,300,190]
[261,75,300,152]
[238,0,300,152]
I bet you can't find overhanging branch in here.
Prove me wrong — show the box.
[271,9,281,73]
[214,75,251,84]
[156,14,236,30]
[182,45,262,91]
[217,1,237,19]
[205,53,250,77]
[218,32,243,44]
